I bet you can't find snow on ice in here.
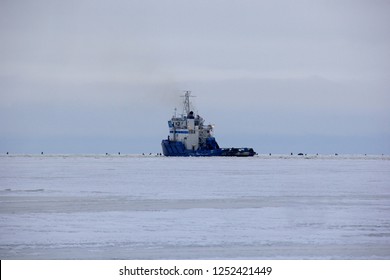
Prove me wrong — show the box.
[0,154,389,259]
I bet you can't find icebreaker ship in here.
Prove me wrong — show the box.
[161,91,256,157]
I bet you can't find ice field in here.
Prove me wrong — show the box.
[0,154,390,259]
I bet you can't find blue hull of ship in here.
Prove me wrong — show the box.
[161,140,255,157]
[161,140,223,156]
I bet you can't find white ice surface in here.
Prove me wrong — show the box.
[0,155,389,259]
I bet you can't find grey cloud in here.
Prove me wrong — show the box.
[1,0,389,153]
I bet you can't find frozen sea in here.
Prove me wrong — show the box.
[0,154,389,259]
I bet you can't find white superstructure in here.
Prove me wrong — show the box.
[168,91,214,151]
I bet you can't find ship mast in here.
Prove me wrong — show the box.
[181,90,195,115]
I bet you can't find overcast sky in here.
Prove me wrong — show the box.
[1,0,389,154]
